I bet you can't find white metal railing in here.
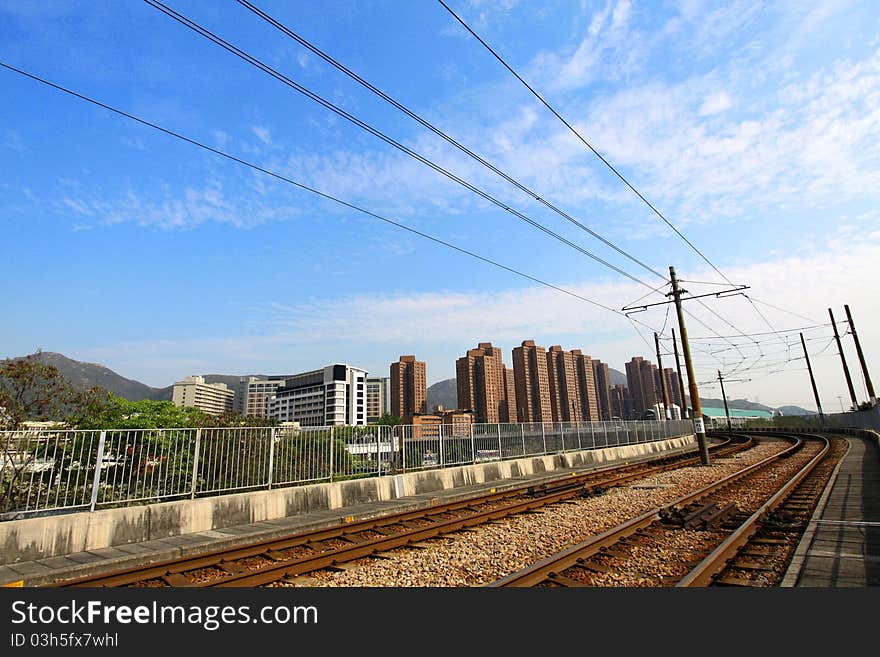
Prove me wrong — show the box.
[1,419,694,519]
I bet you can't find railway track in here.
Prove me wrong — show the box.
[52,434,749,588]
[488,431,842,588]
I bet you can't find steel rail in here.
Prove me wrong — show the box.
[488,433,801,587]
[676,433,830,587]
[56,436,745,588]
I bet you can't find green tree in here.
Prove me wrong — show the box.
[373,412,402,427]
[0,352,105,513]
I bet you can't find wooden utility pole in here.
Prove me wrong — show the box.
[717,370,732,430]
[829,308,858,410]
[669,267,710,465]
[654,332,671,420]
[845,304,876,406]
[672,328,688,419]
[800,332,824,419]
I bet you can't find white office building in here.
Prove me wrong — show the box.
[172,375,234,416]
[267,364,368,426]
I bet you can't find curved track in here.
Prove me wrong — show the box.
[488,431,841,587]
[53,435,748,587]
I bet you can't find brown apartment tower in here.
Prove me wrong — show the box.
[390,355,427,419]
[546,346,582,422]
[625,357,659,418]
[512,340,553,423]
[571,349,601,421]
[455,342,511,423]
[592,359,613,421]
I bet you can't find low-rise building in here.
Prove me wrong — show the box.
[172,375,234,416]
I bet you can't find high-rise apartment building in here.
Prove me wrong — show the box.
[570,349,600,421]
[504,368,517,424]
[172,376,234,416]
[660,367,682,409]
[456,342,509,423]
[626,357,659,419]
[592,360,613,421]
[611,384,633,420]
[390,355,427,419]
[546,346,581,422]
[267,364,367,426]
[512,340,552,423]
[366,377,391,423]
[236,376,290,418]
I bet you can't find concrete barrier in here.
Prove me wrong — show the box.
[0,435,694,565]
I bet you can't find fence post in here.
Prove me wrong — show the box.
[89,430,107,512]
[542,423,547,455]
[267,427,275,490]
[497,423,502,461]
[440,424,445,467]
[521,424,526,457]
[329,426,335,483]
[576,421,582,450]
[561,422,566,453]
[189,428,201,500]
[470,424,475,464]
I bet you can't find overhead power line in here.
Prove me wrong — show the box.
[233,0,667,282]
[152,0,768,375]
[143,0,658,290]
[436,0,818,365]
[436,0,731,286]
[0,60,662,332]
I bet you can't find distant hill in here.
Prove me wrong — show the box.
[1,352,257,402]
[609,368,626,386]
[775,405,817,416]
[19,352,162,401]
[694,397,774,413]
[427,378,458,411]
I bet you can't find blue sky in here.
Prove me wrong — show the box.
[2,0,879,410]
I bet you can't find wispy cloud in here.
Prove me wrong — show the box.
[251,125,272,146]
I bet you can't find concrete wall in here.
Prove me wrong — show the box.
[0,435,693,565]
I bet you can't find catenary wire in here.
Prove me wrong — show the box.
[233,0,668,282]
[0,61,666,334]
[143,0,659,290]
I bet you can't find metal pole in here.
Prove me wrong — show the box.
[800,332,824,418]
[718,371,732,431]
[829,308,858,410]
[845,304,876,405]
[329,426,335,482]
[190,428,202,499]
[672,328,688,419]
[654,332,671,420]
[268,426,276,488]
[669,266,710,465]
[89,431,107,512]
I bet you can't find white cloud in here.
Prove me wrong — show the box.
[81,229,880,406]
[698,91,733,116]
[251,125,272,146]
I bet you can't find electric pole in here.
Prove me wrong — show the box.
[672,328,688,419]
[654,332,671,420]
[845,304,876,406]
[800,332,824,419]
[718,370,732,431]
[829,308,858,411]
[669,266,710,465]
